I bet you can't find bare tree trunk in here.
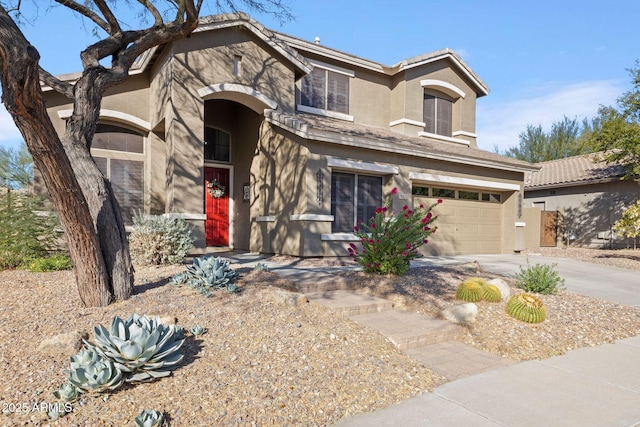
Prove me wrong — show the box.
[0,8,112,306]
[59,130,134,300]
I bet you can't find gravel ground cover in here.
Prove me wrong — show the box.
[1,247,639,425]
[0,266,441,426]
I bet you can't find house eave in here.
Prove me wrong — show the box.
[265,112,537,174]
[525,177,625,191]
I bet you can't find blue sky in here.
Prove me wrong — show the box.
[1,0,638,152]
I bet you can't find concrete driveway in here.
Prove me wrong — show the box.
[414,253,640,308]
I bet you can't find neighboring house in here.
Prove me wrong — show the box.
[41,13,537,257]
[524,153,640,248]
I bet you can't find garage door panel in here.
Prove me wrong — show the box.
[457,207,482,218]
[414,195,503,255]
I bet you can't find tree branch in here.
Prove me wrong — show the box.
[39,67,74,99]
[136,0,164,27]
[93,0,122,35]
[54,0,110,33]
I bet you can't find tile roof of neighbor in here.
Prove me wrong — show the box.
[265,111,537,173]
[525,152,627,189]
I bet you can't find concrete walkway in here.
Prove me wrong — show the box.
[218,251,640,426]
[335,335,640,427]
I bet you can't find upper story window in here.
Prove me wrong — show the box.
[298,61,354,121]
[423,92,453,137]
[204,126,231,163]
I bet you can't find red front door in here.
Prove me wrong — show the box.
[204,167,230,246]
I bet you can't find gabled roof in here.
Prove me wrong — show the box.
[525,152,628,190]
[275,32,489,97]
[265,110,537,174]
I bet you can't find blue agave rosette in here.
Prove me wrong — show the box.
[88,314,185,382]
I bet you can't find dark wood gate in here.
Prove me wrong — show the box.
[540,211,558,247]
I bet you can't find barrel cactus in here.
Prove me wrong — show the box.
[456,280,483,302]
[506,293,546,323]
[465,277,489,287]
[68,348,123,393]
[88,314,185,383]
[481,284,502,303]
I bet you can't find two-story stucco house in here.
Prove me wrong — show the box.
[42,13,536,257]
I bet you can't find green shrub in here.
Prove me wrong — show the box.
[27,254,73,272]
[0,192,60,270]
[350,187,439,275]
[514,261,565,295]
[129,214,194,266]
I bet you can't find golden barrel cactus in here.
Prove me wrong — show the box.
[506,293,546,323]
[456,280,483,302]
[481,284,502,303]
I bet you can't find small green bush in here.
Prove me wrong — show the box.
[27,254,73,272]
[129,214,194,266]
[514,261,565,295]
[0,192,60,270]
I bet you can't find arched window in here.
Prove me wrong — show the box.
[92,124,145,224]
[423,90,454,137]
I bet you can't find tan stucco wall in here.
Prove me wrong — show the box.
[525,180,640,248]
[250,123,309,256]
[173,27,297,113]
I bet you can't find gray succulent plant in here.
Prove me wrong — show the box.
[134,409,165,427]
[53,382,79,402]
[87,314,185,383]
[169,272,189,286]
[189,324,207,336]
[68,348,123,393]
[186,256,239,292]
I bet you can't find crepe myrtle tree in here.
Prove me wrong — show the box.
[0,0,292,307]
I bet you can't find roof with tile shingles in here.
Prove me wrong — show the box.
[525,152,627,189]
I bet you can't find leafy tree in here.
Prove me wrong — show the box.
[613,200,640,249]
[0,1,291,306]
[0,141,32,189]
[500,116,592,163]
[588,62,640,179]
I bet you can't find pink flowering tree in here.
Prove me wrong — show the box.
[348,188,441,275]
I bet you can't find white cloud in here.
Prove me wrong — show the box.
[476,80,624,152]
[0,103,23,149]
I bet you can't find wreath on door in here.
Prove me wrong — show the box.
[208,179,226,198]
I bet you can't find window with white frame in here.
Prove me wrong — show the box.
[92,124,145,224]
[423,91,453,137]
[300,66,350,115]
[331,172,382,232]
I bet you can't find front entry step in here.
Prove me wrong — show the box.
[349,310,461,350]
[306,290,393,317]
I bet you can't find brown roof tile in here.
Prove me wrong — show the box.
[525,152,627,189]
[266,111,537,173]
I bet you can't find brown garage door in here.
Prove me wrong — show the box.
[414,195,503,255]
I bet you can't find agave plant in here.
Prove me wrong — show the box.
[254,262,270,272]
[189,324,208,336]
[186,256,239,290]
[134,409,165,427]
[53,381,79,402]
[87,314,185,383]
[169,272,189,286]
[68,348,123,393]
